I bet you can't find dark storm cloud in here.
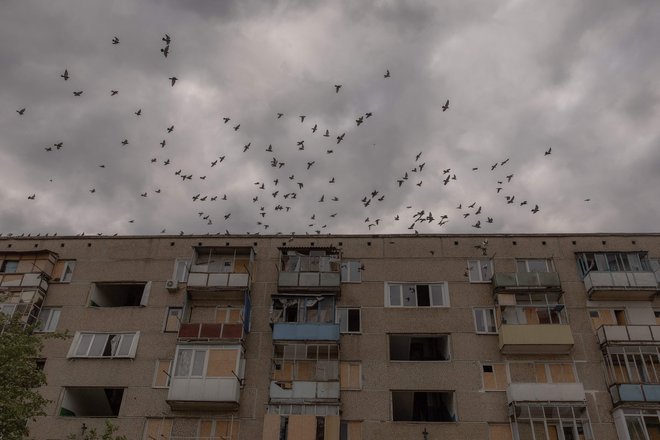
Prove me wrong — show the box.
[1,0,659,236]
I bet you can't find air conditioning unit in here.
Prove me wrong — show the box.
[165,279,178,292]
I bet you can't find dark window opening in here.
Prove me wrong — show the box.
[279,416,288,440]
[389,335,450,361]
[416,285,430,306]
[0,260,18,273]
[392,391,455,422]
[90,282,150,307]
[347,309,360,332]
[316,416,325,440]
[59,387,124,417]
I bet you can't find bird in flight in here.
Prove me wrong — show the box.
[73,91,83,96]
[356,116,364,126]
[121,139,129,146]
[61,69,69,80]
[312,124,317,133]
[110,90,118,96]
[169,77,178,86]
[506,174,514,182]
[336,133,345,144]
[135,109,142,116]
[160,140,166,148]
[544,147,552,156]
[161,46,169,57]
[334,85,342,93]
[233,124,240,131]
[163,34,171,44]
[54,142,63,149]
[167,125,174,133]
[442,99,449,111]
[27,194,36,200]
[223,117,230,123]
[384,69,390,78]
[531,205,540,214]
[323,130,330,137]
[299,115,306,123]
[276,113,283,119]
[16,108,26,115]
[112,36,119,44]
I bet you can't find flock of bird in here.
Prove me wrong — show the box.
[9,32,578,237]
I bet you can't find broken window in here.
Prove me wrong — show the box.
[272,343,339,383]
[89,282,151,307]
[68,332,139,358]
[164,307,182,332]
[392,391,456,422]
[468,259,493,282]
[474,308,497,334]
[340,421,362,440]
[271,296,334,324]
[340,261,362,283]
[281,250,340,273]
[37,308,61,332]
[500,293,567,325]
[386,282,448,307]
[577,252,651,277]
[193,248,251,274]
[59,387,124,417]
[516,259,555,273]
[482,364,507,391]
[389,335,450,361]
[198,418,240,440]
[0,260,18,273]
[153,359,172,388]
[336,308,361,333]
[173,346,241,379]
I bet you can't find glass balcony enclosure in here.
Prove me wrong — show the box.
[278,247,341,291]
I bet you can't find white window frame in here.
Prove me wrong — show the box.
[152,359,173,388]
[172,345,242,379]
[473,308,498,334]
[385,282,449,307]
[336,308,361,333]
[516,259,555,273]
[163,307,183,332]
[37,308,61,332]
[173,258,191,282]
[67,331,140,359]
[340,261,362,283]
[467,259,493,283]
[60,261,76,283]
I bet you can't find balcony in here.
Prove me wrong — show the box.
[597,325,660,345]
[269,380,340,402]
[492,272,562,293]
[0,272,49,290]
[506,383,586,403]
[167,376,241,411]
[178,323,244,342]
[186,247,253,295]
[583,271,658,300]
[278,248,341,292]
[272,323,340,341]
[499,324,574,354]
[609,384,660,405]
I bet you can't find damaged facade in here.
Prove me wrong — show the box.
[1,234,660,439]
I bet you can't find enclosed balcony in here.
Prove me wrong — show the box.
[278,247,341,292]
[602,344,660,406]
[178,323,244,342]
[609,384,660,405]
[271,296,339,341]
[507,383,586,403]
[597,325,660,346]
[0,250,58,291]
[498,302,573,354]
[167,344,244,411]
[186,247,253,292]
[178,297,251,342]
[492,272,562,294]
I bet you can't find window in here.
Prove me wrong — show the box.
[340,261,362,283]
[89,282,151,307]
[340,421,362,440]
[173,258,190,282]
[59,387,124,417]
[655,310,660,326]
[489,424,513,440]
[271,296,335,323]
[621,409,660,440]
[0,260,18,273]
[588,309,625,329]
[468,259,493,282]
[272,343,339,383]
[340,362,362,390]
[474,308,497,334]
[336,308,361,333]
[68,332,139,358]
[385,282,449,307]
[173,346,241,379]
[535,363,576,383]
[164,307,182,332]
[199,419,240,440]
[216,306,243,323]
[603,346,660,384]
[510,404,593,440]
[482,364,507,391]
[577,252,651,277]
[153,359,172,388]
[500,293,567,325]
[392,391,456,422]
[389,335,450,361]
[516,259,554,273]
[144,419,172,440]
[37,308,61,332]
[52,260,76,282]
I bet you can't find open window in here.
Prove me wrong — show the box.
[0,260,18,273]
[467,259,493,282]
[389,335,450,361]
[516,259,555,273]
[392,391,456,422]
[336,308,361,333]
[271,296,335,324]
[89,282,151,307]
[474,308,497,334]
[68,332,139,358]
[59,387,124,417]
[340,261,362,283]
[386,283,449,307]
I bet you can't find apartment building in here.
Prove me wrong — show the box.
[1,233,660,440]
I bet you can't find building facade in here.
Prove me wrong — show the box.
[1,233,660,440]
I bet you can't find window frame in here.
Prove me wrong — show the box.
[0,260,19,273]
[37,307,61,333]
[172,345,242,379]
[340,261,362,283]
[152,359,173,388]
[163,307,183,333]
[173,258,191,282]
[336,308,361,334]
[467,259,493,283]
[67,331,140,359]
[385,282,449,308]
[473,308,498,334]
[60,261,76,282]
[340,361,362,390]
[482,363,508,391]
[516,259,555,273]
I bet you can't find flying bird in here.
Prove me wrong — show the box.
[162,34,171,44]
[110,90,118,96]
[442,99,449,111]
[16,108,26,115]
[61,69,69,80]
[112,36,119,44]
[121,139,128,146]
[545,147,552,156]
[299,115,306,123]
[167,125,174,133]
[323,130,330,137]
[160,140,166,148]
[276,113,283,119]
[161,45,169,57]
[233,124,240,131]
[531,205,540,214]
[334,85,342,93]
[312,124,317,133]
[384,69,390,78]
[336,133,345,144]
[168,77,178,86]
[73,91,83,96]
[27,194,36,200]
[223,117,230,123]
[135,109,142,116]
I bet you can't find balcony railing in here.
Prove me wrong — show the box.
[167,376,241,410]
[609,384,660,405]
[278,254,341,290]
[506,383,586,403]
[499,324,574,354]
[178,323,244,342]
[187,272,249,289]
[597,325,660,345]
[272,323,340,341]
[583,271,658,300]
[269,380,340,401]
[492,272,562,292]
[0,272,49,290]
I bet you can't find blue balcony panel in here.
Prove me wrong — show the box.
[272,323,340,341]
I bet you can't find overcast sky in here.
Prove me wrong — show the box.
[2,0,659,237]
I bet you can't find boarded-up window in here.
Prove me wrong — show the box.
[206,349,238,377]
[164,307,182,332]
[153,359,172,388]
[199,419,239,440]
[536,363,576,383]
[263,414,281,440]
[340,362,361,390]
[144,418,172,440]
[217,307,242,323]
[588,309,616,330]
[288,415,317,440]
[483,364,507,391]
[489,423,512,440]
[340,421,362,440]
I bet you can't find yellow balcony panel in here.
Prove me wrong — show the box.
[499,324,574,354]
